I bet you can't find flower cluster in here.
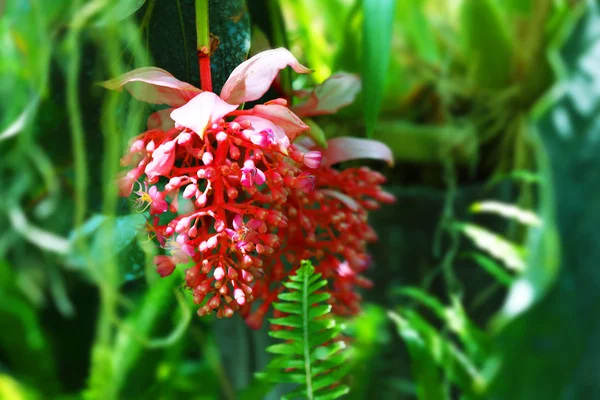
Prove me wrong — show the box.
[102,48,394,327]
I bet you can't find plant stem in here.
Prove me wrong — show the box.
[195,0,212,91]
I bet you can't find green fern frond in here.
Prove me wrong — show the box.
[258,260,350,400]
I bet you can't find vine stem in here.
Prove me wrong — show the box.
[195,0,212,91]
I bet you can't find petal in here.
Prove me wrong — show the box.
[145,139,177,180]
[233,214,243,230]
[252,104,308,141]
[322,137,394,167]
[99,67,201,107]
[170,92,238,139]
[292,72,361,117]
[319,189,360,211]
[147,108,175,131]
[234,115,290,154]
[220,48,311,104]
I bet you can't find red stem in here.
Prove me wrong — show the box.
[198,49,213,92]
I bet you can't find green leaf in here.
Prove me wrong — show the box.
[454,223,526,272]
[470,201,542,226]
[388,311,446,400]
[208,0,251,93]
[490,6,600,397]
[396,0,439,64]
[362,0,396,136]
[260,260,350,399]
[459,0,513,90]
[304,119,328,148]
[461,252,515,286]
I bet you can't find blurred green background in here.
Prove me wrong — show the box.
[1,0,599,399]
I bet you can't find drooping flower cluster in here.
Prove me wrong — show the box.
[103,48,394,327]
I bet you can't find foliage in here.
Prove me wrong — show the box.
[258,260,350,400]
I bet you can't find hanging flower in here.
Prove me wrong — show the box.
[102,48,394,325]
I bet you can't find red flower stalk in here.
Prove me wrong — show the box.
[102,49,394,326]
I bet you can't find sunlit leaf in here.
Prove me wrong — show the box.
[362,0,395,136]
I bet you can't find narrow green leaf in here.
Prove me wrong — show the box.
[308,292,331,304]
[307,279,328,294]
[395,287,447,319]
[269,329,304,341]
[273,302,303,315]
[309,304,332,319]
[470,200,542,226]
[314,385,351,400]
[309,325,343,348]
[278,291,302,302]
[362,0,396,136]
[264,372,307,384]
[270,315,303,328]
[311,341,346,362]
[284,281,303,291]
[266,342,303,355]
[388,311,447,400]
[454,223,526,272]
[462,252,515,286]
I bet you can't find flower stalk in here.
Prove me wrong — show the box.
[195,0,212,91]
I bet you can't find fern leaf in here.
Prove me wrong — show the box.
[260,260,350,400]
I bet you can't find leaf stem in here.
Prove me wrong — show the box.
[195,0,212,91]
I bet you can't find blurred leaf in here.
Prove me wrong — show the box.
[304,119,328,148]
[112,273,182,395]
[209,0,251,93]
[94,0,148,26]
[66,213,146,282]
[491,5,600,397]
[396,0,440,64]
[461,252,515,286]
[460,0,513,90]
[388,311,446,400]
[470,200,542,226]
[389,309,487,397]
[454,222,526,272]
[362,0,395,136]
[0,261,58,394]
[344,304,390,399]
[0,374,39,400]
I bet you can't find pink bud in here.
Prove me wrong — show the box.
[241,269,253,283]
[213,266,225,280]
[178,131,192,145]
[303,151,322,169]
[130,139,145,153]
[196,193,207,207]
[202,152,214,165]
[207,235,219,249]
[182,184,197,199]
[216,131,228,142]
[234,288,246,305]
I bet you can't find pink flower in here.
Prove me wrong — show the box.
[102,48,395,325]
[100,48,311,154]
